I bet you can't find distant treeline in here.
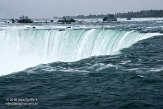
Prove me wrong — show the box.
[115,10,163,18]
[70,10,163,19]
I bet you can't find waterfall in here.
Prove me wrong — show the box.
[0,28,160,75]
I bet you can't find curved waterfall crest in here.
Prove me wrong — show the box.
[0,28,160,75]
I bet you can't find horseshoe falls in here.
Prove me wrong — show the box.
[0,29,160,75]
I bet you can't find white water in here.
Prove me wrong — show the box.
[0,28,160,75]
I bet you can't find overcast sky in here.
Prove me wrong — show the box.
[0,0,163,18]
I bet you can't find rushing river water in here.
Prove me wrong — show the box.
[0,19,163,109]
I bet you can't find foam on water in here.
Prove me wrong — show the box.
[0,28,160,75]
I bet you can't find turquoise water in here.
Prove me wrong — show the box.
[0,20,163,108]
[0,29,159,75]
[0,35,163,109]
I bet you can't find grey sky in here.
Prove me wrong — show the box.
[0,0,163,18]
